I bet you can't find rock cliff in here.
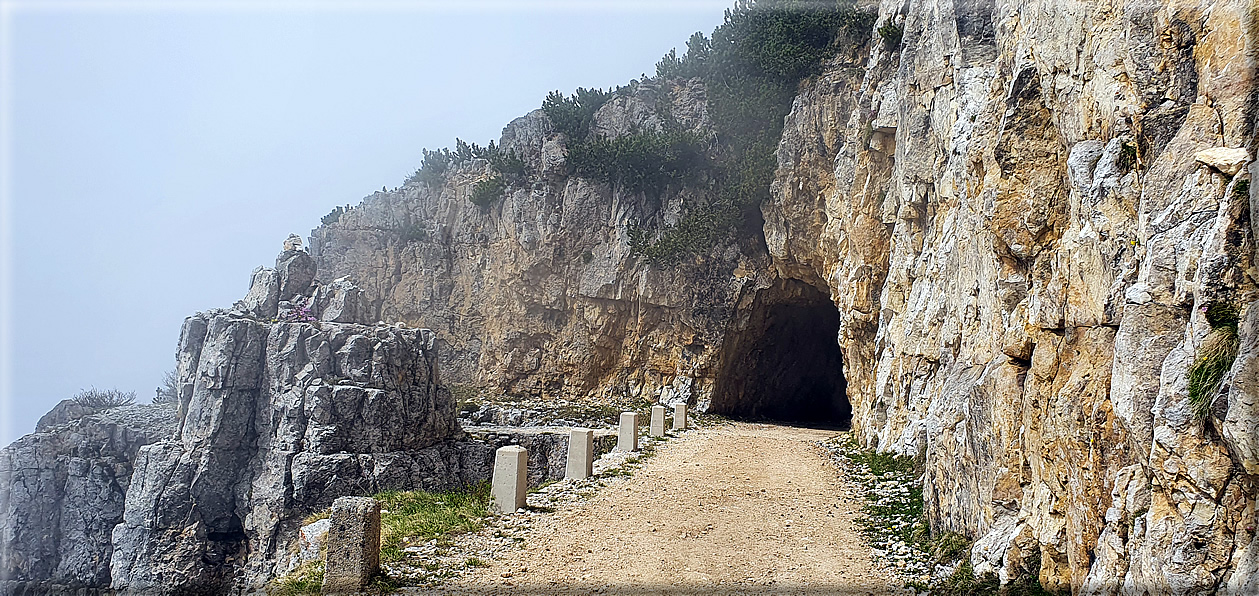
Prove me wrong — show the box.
[310,0,1258,592]
[104,249,483,594]
[0,403,177,593]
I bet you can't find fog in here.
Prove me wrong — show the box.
[2,1,728,445]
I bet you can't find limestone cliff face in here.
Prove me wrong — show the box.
[312,79,769,411]
[311,0,1257,592]
[767,0,1258,593]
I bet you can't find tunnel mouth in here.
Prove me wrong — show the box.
[710,278,851,428]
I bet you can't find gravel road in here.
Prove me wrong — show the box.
[423,422,903,595]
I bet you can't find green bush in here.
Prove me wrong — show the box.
[469,177,507,207]
[570,128,706,198]
[407,148,453,187]
[877,21,903,48]
[542,87,613,140]
[632,0,874,264]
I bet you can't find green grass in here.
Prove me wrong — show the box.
[374,483,491,562]
[1188,302,1241,420]
[268,560,324,596]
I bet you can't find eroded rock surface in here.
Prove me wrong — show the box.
[0,403,177,593]
[308,1,1258,592]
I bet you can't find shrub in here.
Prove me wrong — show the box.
[877,21,903,48]
[469,177,507,207]
[569,129,706,198]
[1117,141,1139,173]
[73,388,136,409]
[397,224,430,244]
[632,0,874,264]
[541,87,613,140]
[1188,302,1241,420]
[321,206,345,226]
[406,148,453,187]
[153,370,179,404]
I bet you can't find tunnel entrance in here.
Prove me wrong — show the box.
[710,278,850,427]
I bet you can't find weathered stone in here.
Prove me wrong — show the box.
[0,404,177,591]
[673,403,687,431]
[649,405,666,437]
[617,412,639,452]
[1194,147,1250,176]
[565,428,594,480]
[490,446,528,514]
[321,497,380,594]
[275,249,317,301]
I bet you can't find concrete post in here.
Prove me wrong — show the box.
[566,428,595,480]
[617,412,639,452]
[650,405,666,437]
[673,403,687,431]
[322,496,380,594]
[491,445,528,514]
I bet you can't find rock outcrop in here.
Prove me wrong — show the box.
[106,249,479,594]
[0,402,177,593]
[308,0,1258,592]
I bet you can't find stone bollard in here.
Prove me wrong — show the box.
[491,445,528,514]
[566,428,595,480]
[673,403,687,430]
[322,496,381,594]
[618,412,639,452]
[650,405,666,437]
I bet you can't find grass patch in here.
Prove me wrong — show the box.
[301,509,330,526]
[1188,302,1241,420]
[465,557,488,568]
[374,482,491,562]
[269,560,324,596]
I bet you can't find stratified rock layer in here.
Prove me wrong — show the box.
[310,1,1257,592]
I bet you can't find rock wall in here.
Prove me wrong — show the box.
[311,80,771,412]
[104,249,475,594]
[308,0,1257,592]
[0,403,177,594]
[767,0,1258,593]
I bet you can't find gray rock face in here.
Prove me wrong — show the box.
[108,299,464,594]
[0,403,177,593]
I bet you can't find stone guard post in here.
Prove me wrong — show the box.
[491,445,528,514]
[618,412,640,452]
[566,428,595,480]
[673,403,687,430]
[650,405,666,437]
[322,496,381,594]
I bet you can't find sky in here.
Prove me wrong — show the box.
[1,0,729,446]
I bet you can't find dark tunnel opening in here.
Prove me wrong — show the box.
[710,278,851,427]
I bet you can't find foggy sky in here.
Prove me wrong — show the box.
[2,1,728,446]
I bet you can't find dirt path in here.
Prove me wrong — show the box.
[426,422,902,595]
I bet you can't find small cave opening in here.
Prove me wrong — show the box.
[710,278,850,427]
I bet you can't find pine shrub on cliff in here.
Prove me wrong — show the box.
[630,0,875,265]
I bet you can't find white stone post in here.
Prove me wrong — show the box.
[491,445,528,514]
[673,403,687,430]
[650,405,666,437]
[322,496,380,594]
[566,428,595,480]
[618,412,639,452]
